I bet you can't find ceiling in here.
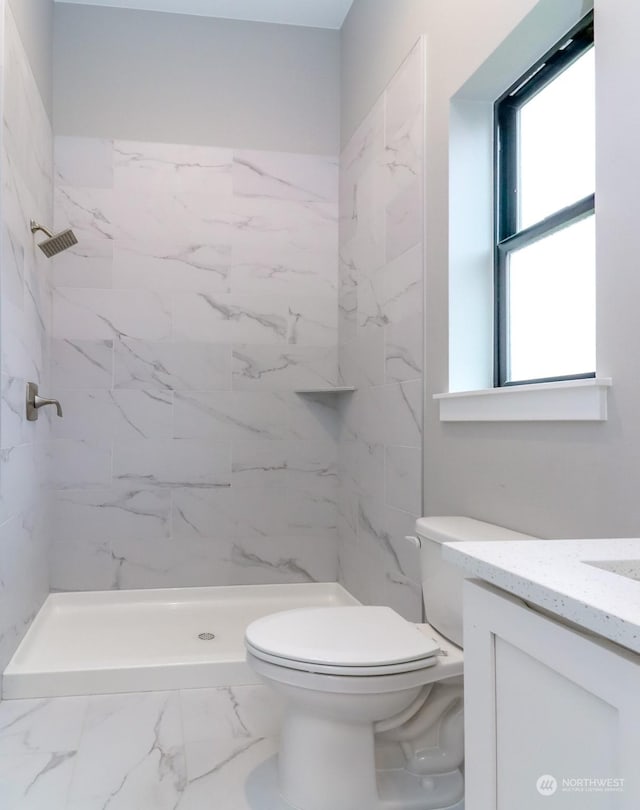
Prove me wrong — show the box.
[55,0,355,29]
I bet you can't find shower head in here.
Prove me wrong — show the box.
[30,220,78,258]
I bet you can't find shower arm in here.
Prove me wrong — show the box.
[30,220,54,239]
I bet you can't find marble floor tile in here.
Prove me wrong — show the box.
[66,691,186,810]
[0,684,283,810]
[0,696,88,755]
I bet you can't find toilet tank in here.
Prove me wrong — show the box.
[416,516,536,647]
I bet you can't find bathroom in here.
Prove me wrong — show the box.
[0,0,638,807]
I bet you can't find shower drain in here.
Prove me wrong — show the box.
[198,632,216,641]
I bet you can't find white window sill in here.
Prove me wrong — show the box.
[434,378,612,422]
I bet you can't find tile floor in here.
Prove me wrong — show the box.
[0,686,284,810]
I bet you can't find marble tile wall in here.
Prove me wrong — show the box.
[50,138,340,590]
[337,40,425,620]
[0,4,54,677]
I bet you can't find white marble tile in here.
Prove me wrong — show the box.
[284,440,338,493]
[230,534,337,585]
[386,310,423,383]
[288,391,340,441]
[0,697,88,755]
[180,685,282,745]
[52,239,114,288]
[109,535,234,589]
[232,441,289,488]
[178,737,276,810]
[386,177,423,263]
[232,345,337,392]
[109,289,173,340]
[174,391,290,441]
[341,101,384,186]
[385,41,425,144]
[49,531,119,592]
[114,141,232,194]
[113,439,231,489]
[385,445,422,515]
[53,486,172,544]
[114,339,231,392]
[338,290,358,346]
[381,380,422,447]
[112,190,234,253]
[51,339,113,389]
[2,225,25,309]
[55,136,114,188]
[231,487,289,539]
[232,197,338,276]
[55,185,115,242]
[171,486,237,540]
[52,288,115,340]
[49,387,173,442]
[0,6,52,674]
[381,110,424,200]
[379,242,423,324]
[339,438,385,502]
[287,295,338,346]
[233,151,338,203]
[110,389,173,439]
[230,255,337,297]
[66,692,186,810]
[0,445,40,525]
[174,293,288,344]
[113,243,230,294]
[48,440,112,490]
[0,750,77,810]
[287,489,338,538]
[1,374,28,450]
[353,325,386,387]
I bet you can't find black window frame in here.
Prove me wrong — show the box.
[494,11,595,387]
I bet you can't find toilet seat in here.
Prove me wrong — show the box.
[245,642,440,676]
[245,605,443,676]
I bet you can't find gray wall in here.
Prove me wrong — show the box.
[53,3,340,154]
[8,0,53,116]
[342,0,640,540]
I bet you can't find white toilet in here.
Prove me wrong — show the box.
[245,516,534,810]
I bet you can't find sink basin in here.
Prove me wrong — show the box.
[585,559,640,582]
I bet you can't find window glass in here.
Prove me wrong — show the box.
[519,47,595,229]
[507,214,595,382]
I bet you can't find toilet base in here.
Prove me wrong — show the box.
[245,756,465,810]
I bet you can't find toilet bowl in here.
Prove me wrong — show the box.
[245,517,536,810]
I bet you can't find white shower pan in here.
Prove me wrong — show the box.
[3,583,359,699]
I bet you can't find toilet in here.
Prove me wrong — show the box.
[245,516,534,810]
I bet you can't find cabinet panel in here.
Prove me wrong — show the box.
[463,580,640,810]
[495,637,619,809]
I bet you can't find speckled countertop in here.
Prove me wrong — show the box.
[442,538,640,654]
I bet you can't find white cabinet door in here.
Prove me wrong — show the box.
[463,580,640,810]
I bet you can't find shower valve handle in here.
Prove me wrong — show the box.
[26,382,63,421]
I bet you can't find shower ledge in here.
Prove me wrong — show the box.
[295,387,356,394]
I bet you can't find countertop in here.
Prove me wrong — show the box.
[442,537,640,654]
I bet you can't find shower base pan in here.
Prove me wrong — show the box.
[3,583,358,699]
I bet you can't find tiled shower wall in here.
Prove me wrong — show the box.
[0,4,53,671]
[50,140,340,590]
[337,40,425,620]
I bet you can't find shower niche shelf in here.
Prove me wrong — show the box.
[295,387,356,394]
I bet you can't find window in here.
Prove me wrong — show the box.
[495,12,595,386]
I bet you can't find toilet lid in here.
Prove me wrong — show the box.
[245,606,441,668]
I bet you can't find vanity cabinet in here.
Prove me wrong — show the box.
[463,580,640,810]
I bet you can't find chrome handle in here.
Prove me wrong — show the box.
[26,382,63,421]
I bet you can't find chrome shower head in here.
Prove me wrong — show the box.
[30,220,78,258]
